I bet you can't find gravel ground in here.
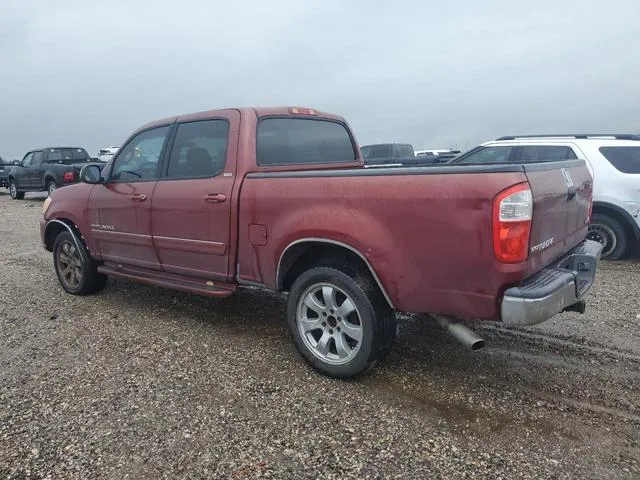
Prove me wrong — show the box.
[1,192,639,479]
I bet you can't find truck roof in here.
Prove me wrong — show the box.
[27,147,88,153]
[133,107,346,136]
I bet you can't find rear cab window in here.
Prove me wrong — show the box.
[257,118,357,166]
[599,147,640,174]
[45,148,90,163]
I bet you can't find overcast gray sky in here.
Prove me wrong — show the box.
[1,0,639,159]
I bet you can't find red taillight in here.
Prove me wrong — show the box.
[63,171,75,182]
[492,182,533,263]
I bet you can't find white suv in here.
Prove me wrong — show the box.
[450,134,640,259]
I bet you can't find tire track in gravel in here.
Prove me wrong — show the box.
[384,315,640,431]
[477,325,640,362]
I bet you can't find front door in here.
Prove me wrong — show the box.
[87,124,172,270]
[151,115,238,280]
[18,152,35,188]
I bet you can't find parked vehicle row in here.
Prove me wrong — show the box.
[415,149,461,163]
[360,143,457,166]
[40,106,601,379]
[97,146,119,163]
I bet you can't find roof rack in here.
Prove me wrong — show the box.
[496,134,640,141]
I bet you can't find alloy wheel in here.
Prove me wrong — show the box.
[296,282,363,365]
[57,241,83,289]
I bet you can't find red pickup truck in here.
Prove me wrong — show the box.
[40,107,602,378]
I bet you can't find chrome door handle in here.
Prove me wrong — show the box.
[131,193,147,202]
[204,193,226,203]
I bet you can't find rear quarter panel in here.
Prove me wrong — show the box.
[238,168,529,320]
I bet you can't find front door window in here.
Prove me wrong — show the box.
[110,126,170,182]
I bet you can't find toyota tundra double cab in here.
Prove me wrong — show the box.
[40,107,602,378]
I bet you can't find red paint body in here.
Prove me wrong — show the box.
[42,107,593,321]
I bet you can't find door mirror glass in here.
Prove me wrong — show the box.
[80,164,103,184]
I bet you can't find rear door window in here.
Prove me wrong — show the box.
[33,151,44,165]
[257,118,356,166]
[165,120,229,179]
[454,146,515,164]
[599,147,640,174]
[519,145,577,162]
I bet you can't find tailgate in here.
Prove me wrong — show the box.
[523,160,593,274]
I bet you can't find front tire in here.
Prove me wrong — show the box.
[53,230,107,295]
[9,179,24,200]
[588,213,628,260]
[287,262,396,378]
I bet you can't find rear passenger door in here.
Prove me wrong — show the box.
[151,112,240,280]
[31,150,45,188]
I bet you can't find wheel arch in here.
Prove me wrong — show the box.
[276,238,395,310]
[44,219,88,262]
[592,201,640,242]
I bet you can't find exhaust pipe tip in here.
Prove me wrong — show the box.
[434,315,486,352]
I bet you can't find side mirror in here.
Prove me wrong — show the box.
[13,159,21,165]
[79,164,103,184]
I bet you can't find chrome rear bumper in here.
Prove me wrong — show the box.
[501,239,603,326]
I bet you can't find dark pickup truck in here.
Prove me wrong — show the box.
[7,147,99,199]
[40,106,602,378]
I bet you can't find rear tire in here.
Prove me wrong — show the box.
[286,260,396,378]
[9,179,24,200]
[588,213,628,260]
[47,180,58,196]
[53,230,107,295]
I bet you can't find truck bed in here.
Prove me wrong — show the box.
[237,161,592,321]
